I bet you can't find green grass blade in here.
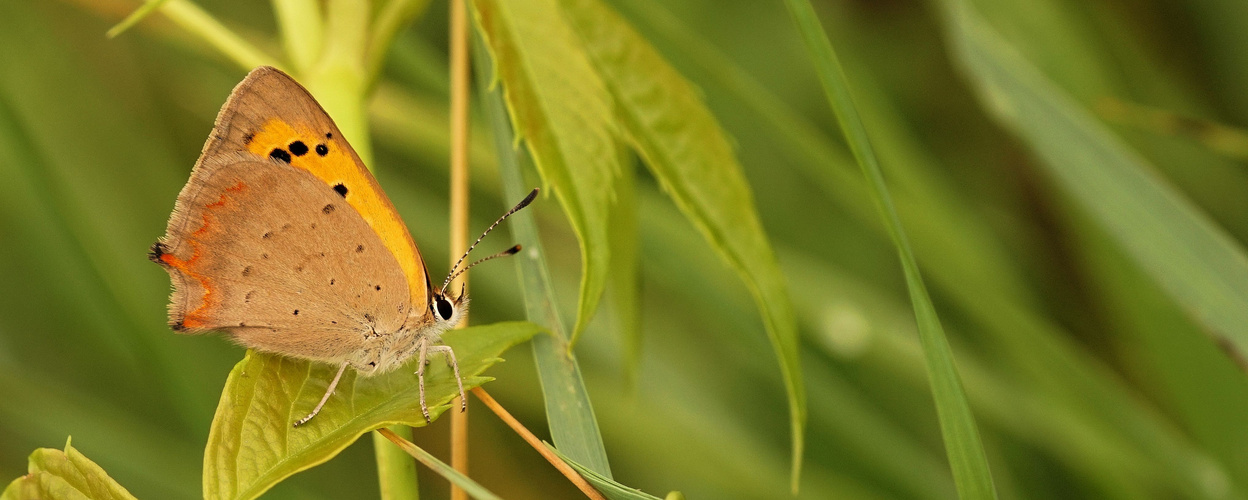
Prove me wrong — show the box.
[367,0,435,86]
[376,429,501,500]
[545,443,668,500]
[474,30,615,477]
[271,0,324,73]
[781,1,998,497]
[471,0,623,345]
[153,0,282,70]
[202,322,539,500]
[556,0,806,489]
[937,0,1248,365]
[2,439,137,500]
[608,157,642,382]
[106,0,171,38]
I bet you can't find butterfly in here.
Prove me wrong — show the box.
[150,66,533,426]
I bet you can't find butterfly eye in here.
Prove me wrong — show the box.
[435,297,454,321]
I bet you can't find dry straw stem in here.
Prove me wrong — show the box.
[449,0,473,497]
[471,387,607,500]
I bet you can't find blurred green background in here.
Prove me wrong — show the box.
[3,0,1248,498]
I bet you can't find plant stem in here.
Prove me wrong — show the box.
[471,388,606,500]
[449,0,472,498]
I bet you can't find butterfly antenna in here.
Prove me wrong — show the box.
[441,188,538,295]
[443,245,522,290]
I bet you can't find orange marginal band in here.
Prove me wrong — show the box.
[245,118,427,308]
[161,182,247,328]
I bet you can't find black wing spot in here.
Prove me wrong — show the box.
[242,132,254,145]
[293,309,300,316]
[326,132,333,138]
[355,244,364,253]
[148,242,167,263]
[269,148,292,163]
[331,320,337,324]
[295,265,304,272]
[288,140,309,156]
[333,183,348,197]
[310,223,317,229]
[171,320,186,332]
[375,285,381,291]
[238,322,246,327]
[330,279,336,285]
[282,223,292,230]
[242,266,252,277]
[263,231,272,239]
[245,291,255,303]
[315,144,329,156]
[261,253,270,259]
[322,203,335,214]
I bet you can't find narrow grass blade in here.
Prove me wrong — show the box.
[2,439,137,500]
[106,0,171,38]
[474,31,614,477]
[202,322,539,500]
[271,0,324,73]
[556,0,806,487]
[376,428,501,500]
[472,0,623,345]
[367,0,435,86]
[545,443,669,500]
[609,157,642,381]
[152,0,282,70]
[782,0,997,497]
[938,0,1248,367]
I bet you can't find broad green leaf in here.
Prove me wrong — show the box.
[782,0,997,498]
[376,428,501,500]
[472,0,622,345]
[203,321,540,500]
[475,33,615,477]
[937,0,1248,366]
[2,439,137,500]
[556,0,805,489]
[545,444,669,500]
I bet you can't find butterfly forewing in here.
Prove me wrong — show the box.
[198,66,431,314]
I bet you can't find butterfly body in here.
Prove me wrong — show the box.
[152,66,468,423]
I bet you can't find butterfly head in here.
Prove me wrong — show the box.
[431,284,468,328]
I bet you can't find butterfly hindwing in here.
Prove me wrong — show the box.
[152,153,412,364]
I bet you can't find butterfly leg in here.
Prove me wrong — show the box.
[294,360,350,427]
[428,345,466,413]
[415,336,431,422]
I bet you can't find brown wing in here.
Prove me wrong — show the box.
[199,66,431,315]
[151,152,412,364]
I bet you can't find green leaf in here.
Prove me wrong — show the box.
[472,0,622,345]
[937,0,1248,367]
[782,0,997,498]
[556,0,805,489]
[2,438,137,500]
[545,443,672,500]
[202,321,541,500]
[475,31,615,477]
[376,428,501,500]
